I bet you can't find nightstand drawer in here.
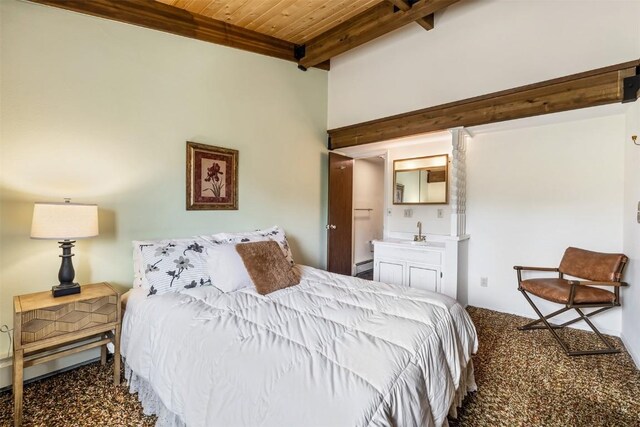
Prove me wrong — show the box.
[20,295,117,344]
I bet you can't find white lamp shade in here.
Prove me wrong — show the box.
[31,202,99,240]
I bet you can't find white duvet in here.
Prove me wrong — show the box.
[121,265,478,427]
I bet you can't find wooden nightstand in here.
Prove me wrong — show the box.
[12,283,121,426]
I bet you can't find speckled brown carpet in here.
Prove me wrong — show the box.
[1,307,638,426]
[452,307,640,427]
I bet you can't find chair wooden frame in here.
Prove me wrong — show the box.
[514,261,628,357]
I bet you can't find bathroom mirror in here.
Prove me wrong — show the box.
[393,154,448,204]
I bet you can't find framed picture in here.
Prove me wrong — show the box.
[186,141,238,210]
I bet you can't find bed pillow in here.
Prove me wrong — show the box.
[206,243,254,293]
[133,235,225,288]
[236,241,300,295]
[134,239,171,289]
[140,240,212,296]
[206,225,294,265]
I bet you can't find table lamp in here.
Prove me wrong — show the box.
[30,199,99,297]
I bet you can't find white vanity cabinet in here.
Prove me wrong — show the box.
[377,259,405,286]
[373,240,443,293]
[407,263,440,292]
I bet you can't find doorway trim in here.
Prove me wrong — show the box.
[334,149,389,274]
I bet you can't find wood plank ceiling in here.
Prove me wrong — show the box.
[30,0,459,70]
[156,0,385,45]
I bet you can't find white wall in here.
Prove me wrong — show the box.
[328,0,640,128]
[352,158,384,265]
[0,0,327,386]
[466,112,626,335]
[622,100,640,365]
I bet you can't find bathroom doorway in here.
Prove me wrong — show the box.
[353,156,385,279]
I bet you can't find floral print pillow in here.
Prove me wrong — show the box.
[140,240,213,297]
[133,237,200,289]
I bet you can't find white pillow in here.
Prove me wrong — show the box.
[132,240,171,289]
[132,235,225,288]
[206,244,254,293]
[204,225,294,265]
[140,240,213,296]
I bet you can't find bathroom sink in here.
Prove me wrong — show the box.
[375,239,445,249]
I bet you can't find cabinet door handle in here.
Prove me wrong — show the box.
[326,224,337,230]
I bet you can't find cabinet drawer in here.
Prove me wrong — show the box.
[21,296,117,345]
[375,244,442,265]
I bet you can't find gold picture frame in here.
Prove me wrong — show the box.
[186,141,238,210]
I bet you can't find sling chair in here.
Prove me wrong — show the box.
[514,247,628,356]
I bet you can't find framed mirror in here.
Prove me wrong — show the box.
[393,154,448,204]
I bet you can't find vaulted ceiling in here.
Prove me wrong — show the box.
[156,0,384,45]
[29,0,461,70]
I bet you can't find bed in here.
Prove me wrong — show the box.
[121,264,478,427]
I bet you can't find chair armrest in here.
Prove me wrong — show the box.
[513,266,559,272]
[567,280,628,287]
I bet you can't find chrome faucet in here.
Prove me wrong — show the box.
[414,221,426,242]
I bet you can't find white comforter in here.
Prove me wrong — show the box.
[121,265,478,427]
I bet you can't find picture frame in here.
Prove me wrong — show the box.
[186,141,238,210]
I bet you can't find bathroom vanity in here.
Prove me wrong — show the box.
[343,130,470,303]
[373,236,468,300]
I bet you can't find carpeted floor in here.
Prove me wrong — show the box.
[1,307,638,426]
[453,307,640,427]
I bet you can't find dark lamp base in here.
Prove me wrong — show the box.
[52,283,81,298]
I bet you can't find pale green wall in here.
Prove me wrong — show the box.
[0,0,328,359]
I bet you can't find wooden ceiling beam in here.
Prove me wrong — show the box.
[327,60,640,149]
[298,0,460,69]
[387,0,434,30]
[415,14,435,31]
[28,0,330,70]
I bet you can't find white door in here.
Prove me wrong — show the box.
[407,264,439,292]
[377,260,404,286]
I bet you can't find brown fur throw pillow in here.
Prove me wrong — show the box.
[235,241,300,295]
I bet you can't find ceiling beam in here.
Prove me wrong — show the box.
[415,14,435,31]
[387,0,434,30]
[298,0,460,69]
[28,0,330,70]
[327,60,640,149]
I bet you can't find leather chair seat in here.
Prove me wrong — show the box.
[520,278,616,304]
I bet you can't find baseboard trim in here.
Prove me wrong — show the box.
[465,304,620,337]
[620,332,640,369]
[354,261,373,275]
[0,356,100,394]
